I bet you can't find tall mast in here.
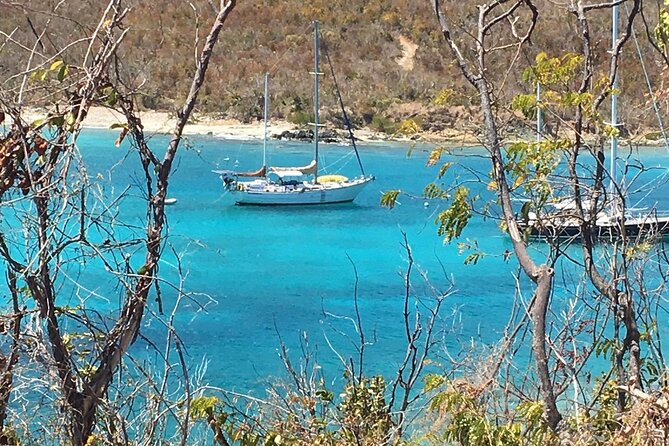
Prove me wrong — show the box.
[610,4,619,195]
[536,82,542,142]
[313,20,320,183]
[263,73,269,169]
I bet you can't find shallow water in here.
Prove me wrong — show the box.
[56,130,669,393]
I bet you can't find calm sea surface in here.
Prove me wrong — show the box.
[74,129,669,394]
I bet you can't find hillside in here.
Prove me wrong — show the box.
[0,1,666,136]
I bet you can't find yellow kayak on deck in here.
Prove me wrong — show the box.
[318,174,349,183]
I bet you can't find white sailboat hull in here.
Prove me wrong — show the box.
[231,176,374,206]
[521,209,669,239]
[218,24,374,207]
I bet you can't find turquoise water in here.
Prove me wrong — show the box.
[72,130,669,393]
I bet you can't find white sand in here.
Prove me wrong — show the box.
[20,106,471,144]
[77,107,393,142]
[80,107,299,140]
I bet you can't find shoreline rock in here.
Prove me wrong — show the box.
[273,128,349,144]
[18,106,669,148]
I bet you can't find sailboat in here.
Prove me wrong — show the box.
[217,21,374,206]
[521,4,669,239]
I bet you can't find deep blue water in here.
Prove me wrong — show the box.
[61,130,669,393]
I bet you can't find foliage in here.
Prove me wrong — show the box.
[423,182,449,200]
[421,374,669,446]
[422,375,557,446]
[432,88,455,106]
[190,396,222,420]
[517,52,605,130]
[380,190,401,209]
[655,1,669,50]
[0,1,664,134]
[192,375,396,446]
[511,94,538,119]
[523,52,583,87]
[426,148,444,167]
[338,376,393,445]
[457,240,486,265]
[394,118,422,137]
[287,110,313,126]
[504,140,564,199]
[395,118,421,137]
[435,186,472,243]
[369,114,397,134]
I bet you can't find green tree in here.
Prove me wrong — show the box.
[0,0,236,443]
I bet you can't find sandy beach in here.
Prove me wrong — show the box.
[79,107,301,140]
[20,106,479,145]
[20,106,665,147]
[47,106,412,143]
[30,105,667,148]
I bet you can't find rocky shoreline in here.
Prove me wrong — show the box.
[273,129,345,143]
[21,106,668,148]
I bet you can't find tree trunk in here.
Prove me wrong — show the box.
[531,266,562,430]
[476,76,562,430]
[0,271,22,445]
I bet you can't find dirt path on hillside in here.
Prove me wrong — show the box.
[396,35,418,71]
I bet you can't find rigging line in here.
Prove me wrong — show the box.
[625,165,669,212]
[320,150,356,173]
[320,37,366,176]
[625,1,669,153]
[616,1,669,212]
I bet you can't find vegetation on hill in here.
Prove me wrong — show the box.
[3,0,669,444]
[1,1,667,136]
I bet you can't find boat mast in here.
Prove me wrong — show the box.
[536,82,542,142]
[313,20,320,184]
[322,43,366,176]
[610,4,619,196]
[263,73,269,169]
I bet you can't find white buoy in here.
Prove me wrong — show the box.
[423,201,429,207]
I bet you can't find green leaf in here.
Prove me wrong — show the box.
[519,201,531,222]
[315,389,334,402]
[57,64,69,82]
[190,396,220,420]
[426,148,443,167]
[435,186,472,243]
[50,60,64,71]
[380,190,400,209]
[511,94,537,118]
[432,88,454,106]
[438,161,453,179]
[423,182,448,199]
[423,373,445,392]
[64,112,77,131]
[102,86,117,106]
[395,118,421,136]
[464,252,483,265]
[655,9,669,48]
[49,115,65,127]
[137,264,150,275]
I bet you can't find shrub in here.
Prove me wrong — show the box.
[288,110,313,125]
[369,114,397,133]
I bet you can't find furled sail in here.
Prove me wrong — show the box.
[236,166,267,177]
[269,159,317,175]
